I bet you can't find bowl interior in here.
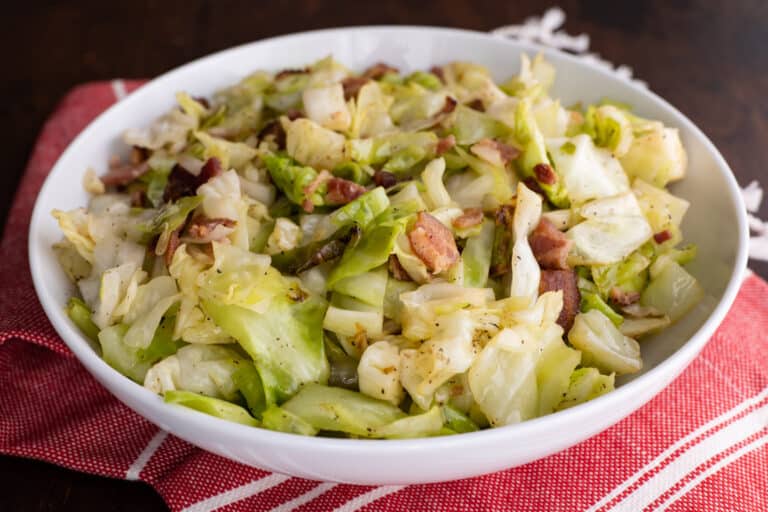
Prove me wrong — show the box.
[28,27,747,483]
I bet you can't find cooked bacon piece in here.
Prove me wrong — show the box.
[534,163,557,185]
[470,138,520,167]
[285,108,303,121]
[325,177,367,205]
[164,228,182,267]
[101,161,150,187]
[363,62,399,80]
[523,177,546,196]
[199,156,223,182]
[529,218,573,270]
[441,96,458,114]
[609,287,641,306]
[129,146,149,165]
[452,208,484,229]
[303,170,332,198]
[193,96,210,109]
[653,230,672,244]
[373,170,397,188]
[258,119,285,147]
[467,99,485,112]
[436,134,456,156]
[408,212,459,274]
[163,164,199,202]
[341,76,370,100]
[388,254,412,281]
[275,67,309,80]
[185,216,237,243]
[490,204,515,277]
[163,157,222,202]
[539,269,580,331]
[429,66,445,83]
[129,189,145,208]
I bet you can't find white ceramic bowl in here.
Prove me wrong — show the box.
[29,26,748,485]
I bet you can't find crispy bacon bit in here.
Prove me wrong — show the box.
[441,96,458,114]
[467,99,485,112]
[301,198,315,213]
[185,216,237,243]
[529,218,573,270]
[534,163,558,185]
[436,134,456,156]
[101,161,150,187]
[325,177,367,205]
[275,67,309,80]
[199,157,223,182]
[429,66,445,83]
[129,189,145,208]
[303,169,332,198]
[490,204,515,277]
[129,146,149,165]
[193,96,211,109]
[341,76,370,100]
[609,287,641,306]
[258,119,285,147]
[163,165,197,202]
[408,212,460,274]
[388,254,412,281]
[363,62,399,80]
[653,230,672,244]
[373,170,397,188]
[164,228,182,267]
[291,225,362,274]
[163,157,222,202]
[497,141,521,163]
[523,177,546,196]
[470,138,520,167]
[452,208,484,229]
[539,269,580,331]
[285,108,303,121]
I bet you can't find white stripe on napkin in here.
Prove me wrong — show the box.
[111,79,128,101]
[333,485,407,512]
[608,396,768,511]
[126,429,167,480]
[267,482,337,512]
[658,431,768,511]
[588,387,768,511]
[180,473,292,512]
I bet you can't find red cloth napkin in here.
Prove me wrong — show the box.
[1,81,766,512]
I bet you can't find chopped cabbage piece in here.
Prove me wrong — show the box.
[400,310,477,410]
[620,125,687,187]
[509,182,543,305]
[203,292,329,406]
[358,341,404,405]
[567,192,653,265]
[282,117,346,170]
[545,134,630,205]
[302,84,351,131]
[568,310,642,375]
[641,261,703,322]
[556,367,615,410]
[165,390,258,427]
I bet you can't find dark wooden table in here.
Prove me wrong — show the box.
[3,1,766,510]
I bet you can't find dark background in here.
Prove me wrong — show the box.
[2,1,767,510]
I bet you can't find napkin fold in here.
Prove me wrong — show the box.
[1,81,765,512]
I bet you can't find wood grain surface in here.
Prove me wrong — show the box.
[2,1,766,510]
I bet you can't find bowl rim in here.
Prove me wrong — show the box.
[28,25,749,453]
